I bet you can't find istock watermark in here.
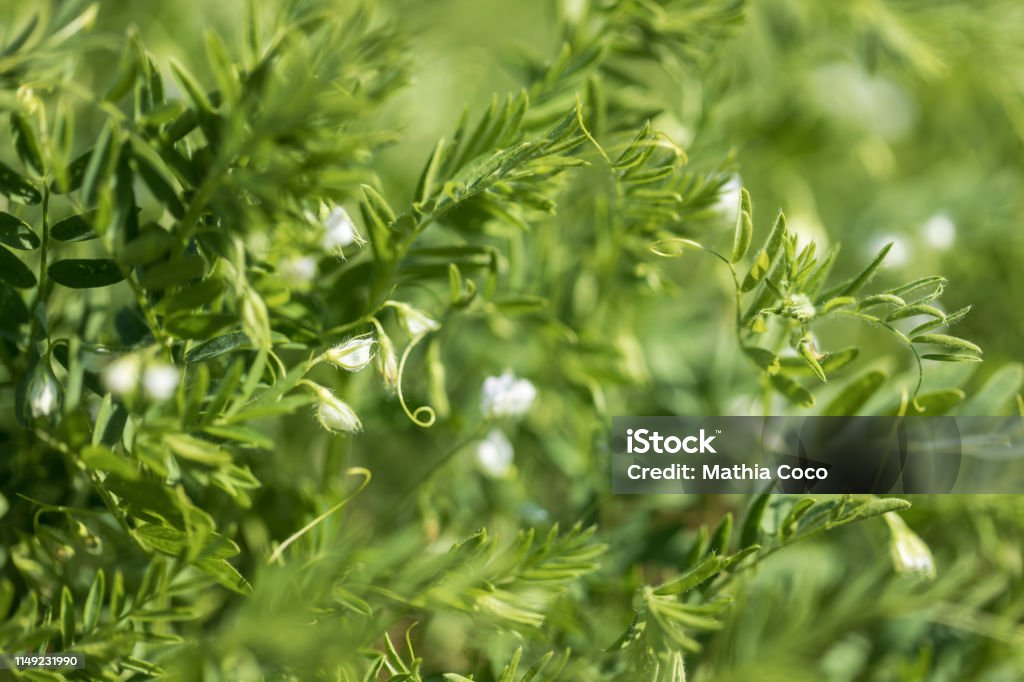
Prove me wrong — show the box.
[611,416,1024,494]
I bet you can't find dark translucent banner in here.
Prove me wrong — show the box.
[611,417,1024,494]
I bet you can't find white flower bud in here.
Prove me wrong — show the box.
[324,335,375,372]
[322,206,364,252]
[481,370,537,418]
[392,302,440,337]
[884,513,936,579]
[310,384,362,434]
[476,429,514,477]
[27,364,61,419]
[143,363,180,401]
[103,356,141,396]
[281,255,317,285]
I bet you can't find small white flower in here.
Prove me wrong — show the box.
[324,335,375,372]
[143,364,180,401]
[28,366,61,418]
[871,234,908,267]
[884,513,936,579]
[103,356,141,396]
[321,206,364,252]
[712,173,743,221]
[281,255,317,285]
[310,384,362,434]
[476,429,514,477]
[922,213,955,250]
[481,370,537,418]
[393,302,441,337]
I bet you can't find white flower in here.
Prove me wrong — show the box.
[321,206,364,251]
[922,213,955,250]
[103,356,141,396]
[27,366,61,418]
[712,173,743,221]
[884,513,936,579]
[281,256,317,285]
[324,335,375,372]
[476,429,514,477]
[143,364,180,401]
[481,371,537,418]
[393,302,441,337]
[870,234,908,268]
[310,384,362,434]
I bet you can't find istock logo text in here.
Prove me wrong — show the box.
[626,428,717,454]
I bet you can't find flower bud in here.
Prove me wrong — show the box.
[26,362,62,419]
[392,302,440,337]
[324,335,375,372]
[309,383,362,434]
[780,293,816,322]
[322,206,365,252]
[240,288,272,350]
[884,513,936,579]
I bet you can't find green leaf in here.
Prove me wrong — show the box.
[0,245,37,288]
[886,304,945,322]
[822,370,886,416]
[741,211,786,291]
[821,242,891,301]
[742,346,780,375]
[911,333,982,356]
[850,497,910,521]
[730,187,752,263]
[770,374,815,407]
[740,494,770,548]
[653,554,724,595]
[920,353,983,363]
[0,212,40,250]
[957,363,1023,416]
[779,348,859,377]
[49,259,125,289]
[60,585,75,649]
[50,213,97,242]
[81,445,138,480]
[83,569,105,633]
[130,136,185,218]
[11,112,45,174]
[185,330,250,363]
[137,255,205,290]
[80,121,120,207]
[901,389,965,416]
[165,313,235,340]
[0,282,29,330]
[0,160,41,204]
[706,513,732,556]
[154,277,226,314]
[197,558,253,595]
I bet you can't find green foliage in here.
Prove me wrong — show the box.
[0,0,1022,680]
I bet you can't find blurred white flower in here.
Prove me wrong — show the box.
[281,255,317,285]
[811,62,916,141]
[481,371,537,418]
[870,234,908,268]
[310,384,362,434]
[476,429,514,477]
[922,213,955,250]
[392,302,441,337]
[324,335,375,372]
[143,364,180,401]
[103,356,141,396]
[27,366,61,418]
[884,513,936,579]
[322,206,364,251]
[712,173,743,221]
